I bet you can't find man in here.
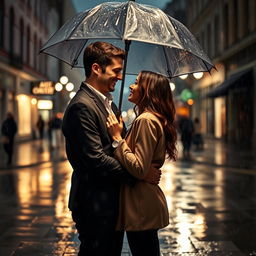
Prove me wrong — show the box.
[1,112,17,165]
[62,42,160,256]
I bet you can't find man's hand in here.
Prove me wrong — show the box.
[144,164,162,185]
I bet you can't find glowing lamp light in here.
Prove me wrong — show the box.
[60,75,68,84]
[187,99,194,105]
[31,98,37,105]
[179,74,188,80]
[69,91,76,99]
[169,82,175,91]
[37,100,53,110]
[121,111,127,118]
[55,82,63,92]
[193,72,203,79]
[66,82,74,92]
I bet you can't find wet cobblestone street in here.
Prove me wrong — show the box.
[0,140,256,255]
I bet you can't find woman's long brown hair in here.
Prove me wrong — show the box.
[136,71,177,161]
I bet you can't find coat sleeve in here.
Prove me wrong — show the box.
[114,117,162,179]
[64,103,135,185]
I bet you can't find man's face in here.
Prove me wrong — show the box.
[98,57,123,94]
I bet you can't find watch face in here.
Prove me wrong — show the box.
[112,140,119,148]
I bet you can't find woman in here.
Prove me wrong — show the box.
[106,71,177,256]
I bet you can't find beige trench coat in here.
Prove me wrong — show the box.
[114,112,169,231]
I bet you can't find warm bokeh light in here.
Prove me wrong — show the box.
[169,82,176,91]
[66,82,74,91]
[60,75,68,85]
[193,72,204,79]
[69,91,76,99]
[31,98,37,105]
[187,99,194,105]
[176,106,189,116]
[55,82,63,92]
[179,74,188,80]
[37,100,53,110]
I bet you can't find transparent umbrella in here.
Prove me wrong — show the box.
[40,0,215,109]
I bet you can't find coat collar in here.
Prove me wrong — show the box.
[79,82,109,117]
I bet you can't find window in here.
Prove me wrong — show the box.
[34,33,37,69]
[233,0,238,41]
[0,0,4,47]
[242,0,249,35]
[26,26,30,65]
[223,3,229,49]
[214,15,219,56]
[9,7,15,56]
[20,18,24,61]
[207,23,212,57]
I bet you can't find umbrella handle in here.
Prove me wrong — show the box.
[118,40,131,111]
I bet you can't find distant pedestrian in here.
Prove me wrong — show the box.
[36,115,45,140]
[178,115,194,159]
[1,112,17,165]
[193,117,204,150]
[51,113,62,148]
[47,115,54,149]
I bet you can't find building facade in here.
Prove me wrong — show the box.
[0,0,82,141]
[187,0,256,147]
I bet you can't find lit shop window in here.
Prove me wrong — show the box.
[17,94,31,135]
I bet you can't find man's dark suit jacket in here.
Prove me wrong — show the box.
[62,83,134,218]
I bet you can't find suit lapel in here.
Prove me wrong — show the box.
[80,83,109,117]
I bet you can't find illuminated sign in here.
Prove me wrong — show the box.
[37,100,53,110]
[31,81,55,95]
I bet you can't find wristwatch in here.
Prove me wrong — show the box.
[112,139,121,148]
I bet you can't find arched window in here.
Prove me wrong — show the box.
[39,39,42,71]
[26,26,30,65]
[243,0,249,35]
[34,33,37,69]
[9,7,15,56]
[214,15,219,56]
[223,3,229,49]
[20,18,24,61]
[207,23,212,57]
[0,0,5,47]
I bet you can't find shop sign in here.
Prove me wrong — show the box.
[31,81,55,95]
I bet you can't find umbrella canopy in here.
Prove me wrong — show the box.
[40,1,214,109]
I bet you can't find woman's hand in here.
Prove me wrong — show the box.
[106,114,123,141]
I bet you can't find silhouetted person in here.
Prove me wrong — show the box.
[193,117,204,150]
[179,115,194,159]
[47,116,54,149]
[51,113,63,148]
[1,112,17,165]
[36,115,45,140]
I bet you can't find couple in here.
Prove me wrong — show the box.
[62,41,177,256]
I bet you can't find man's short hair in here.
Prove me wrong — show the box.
[83,41,125,77]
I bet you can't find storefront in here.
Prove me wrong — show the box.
[207,68,254,146]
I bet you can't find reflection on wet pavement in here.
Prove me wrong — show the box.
[0,158,256,255]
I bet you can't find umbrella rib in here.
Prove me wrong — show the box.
[162,45,172,78]
[66,10,90,40]
[71,40,89,67]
